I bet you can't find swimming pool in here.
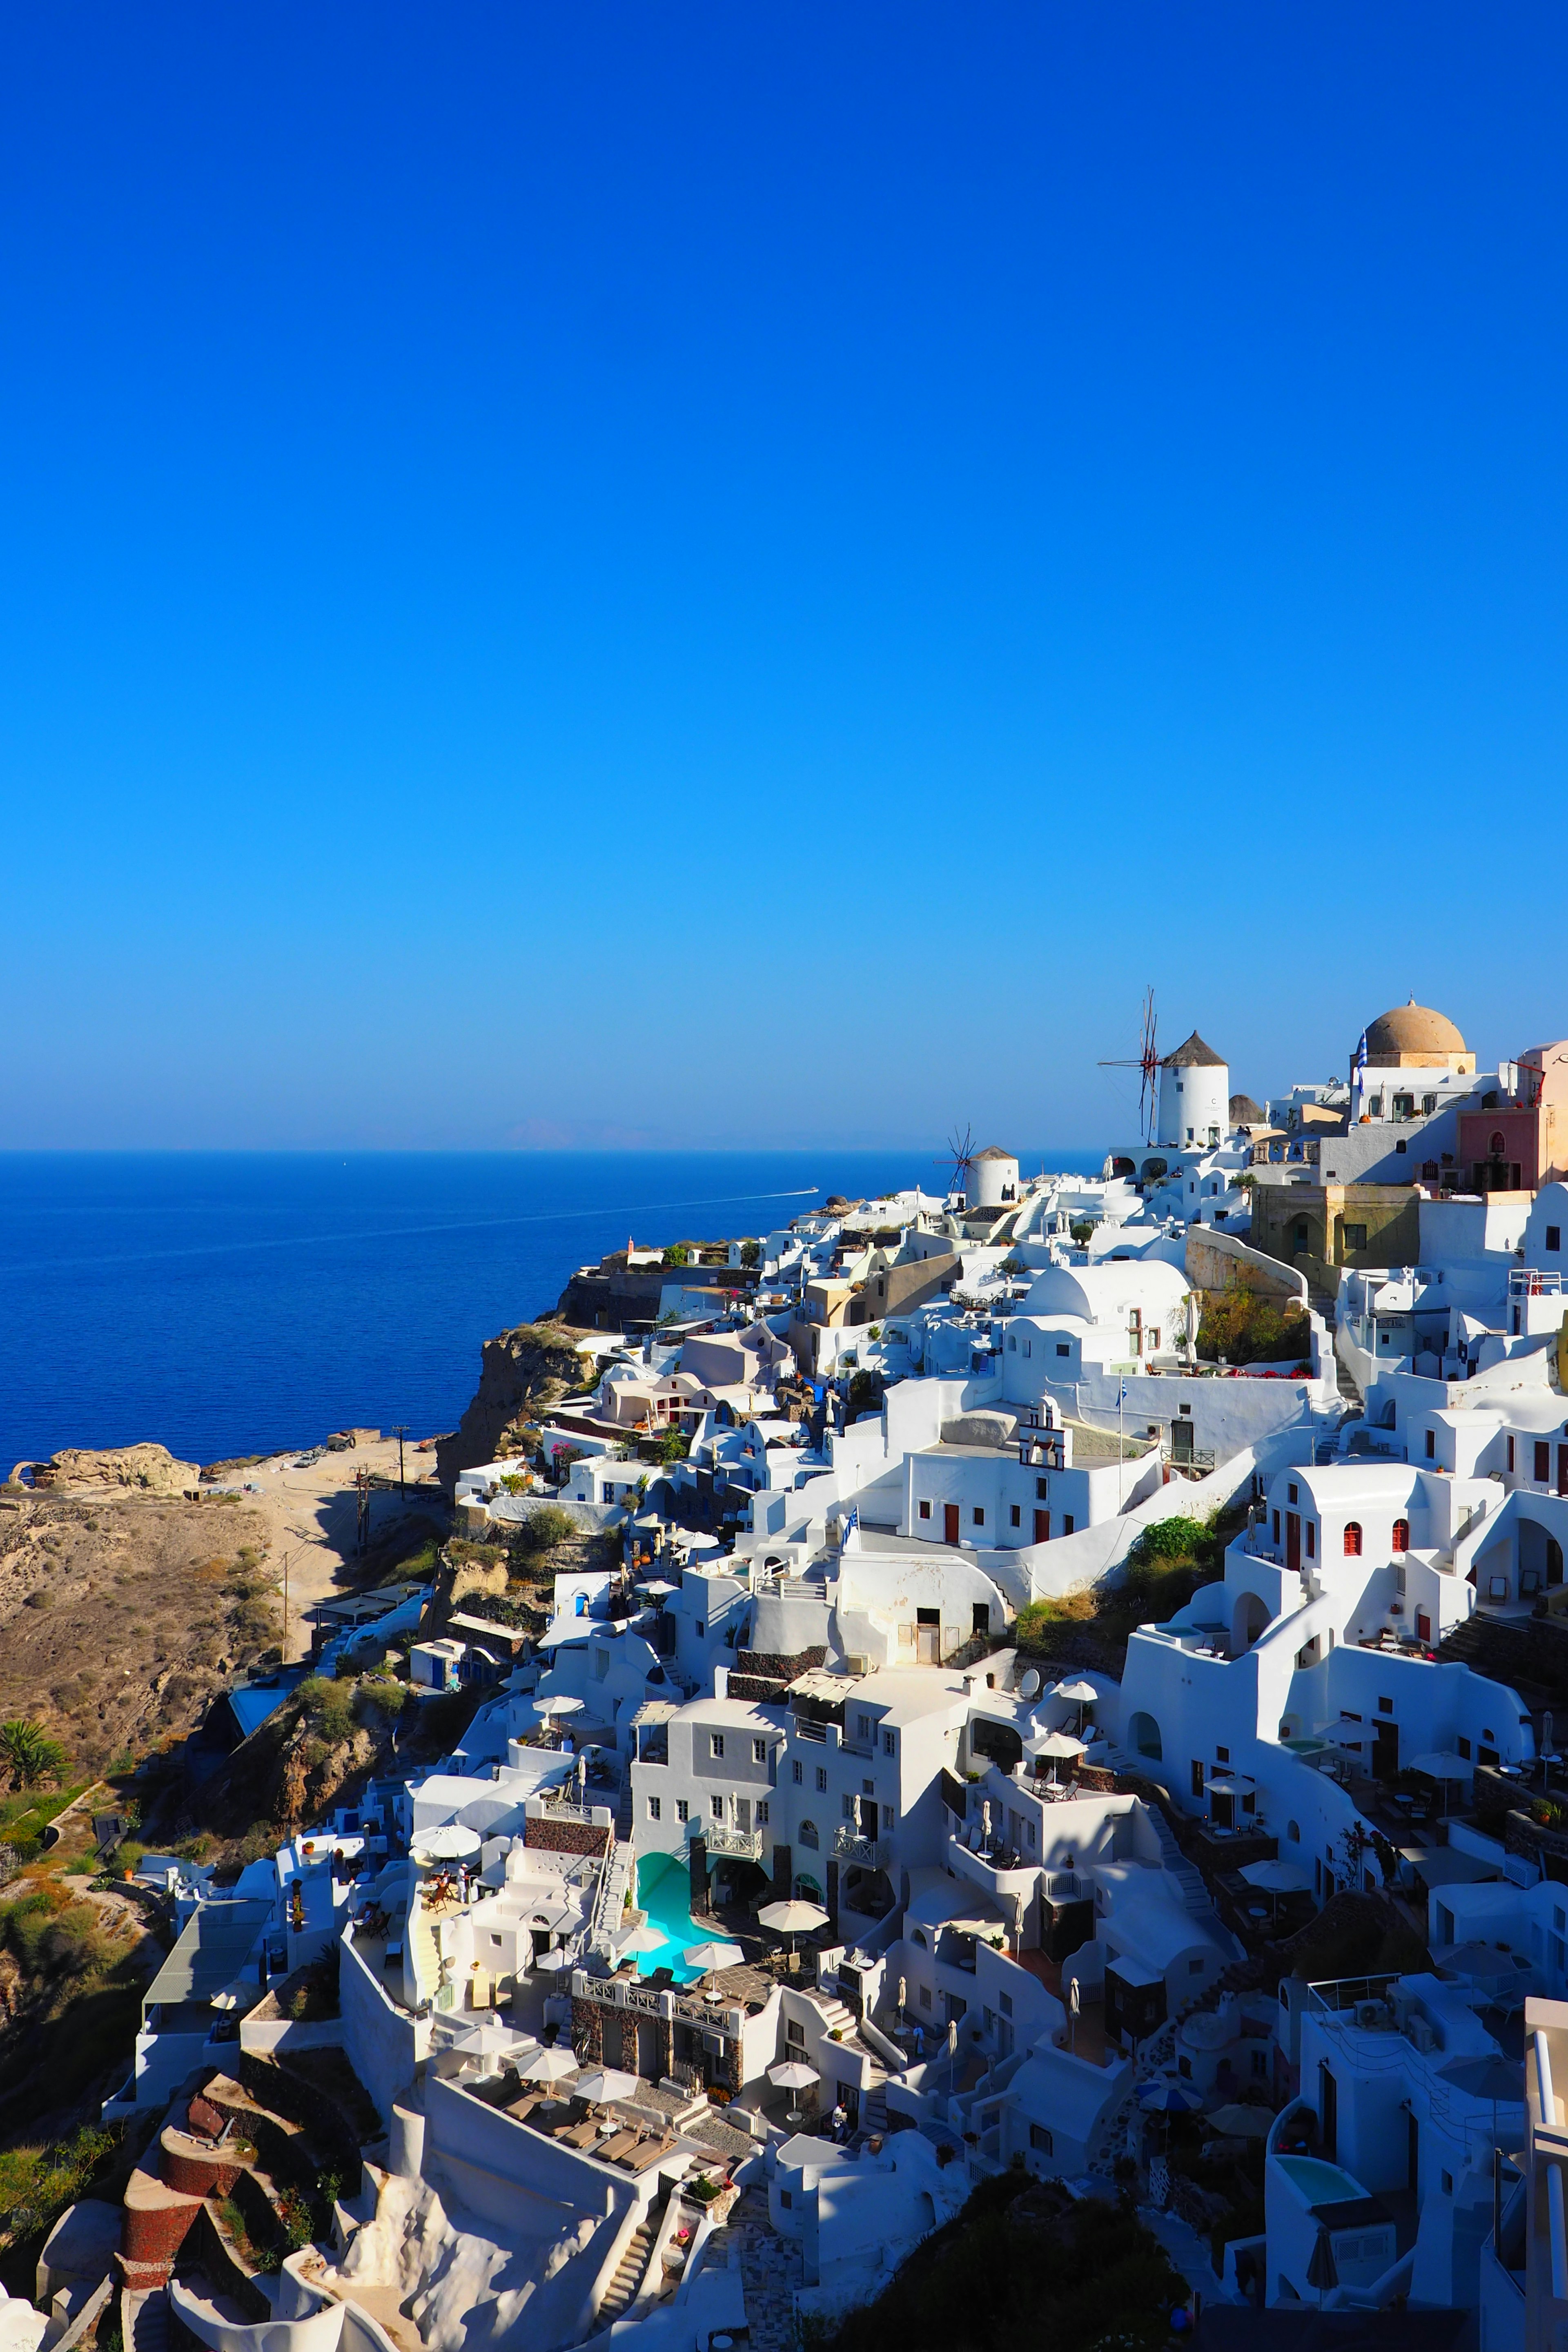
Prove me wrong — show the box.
[633,1852,707,1985]
[1274,2155,1367,2206]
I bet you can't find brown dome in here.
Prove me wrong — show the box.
[1363,998,1467,1063]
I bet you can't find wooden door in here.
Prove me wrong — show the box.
[1285,1512,1301,1574]
[944,1503,960,1545]
[1034,1508,1050,1544]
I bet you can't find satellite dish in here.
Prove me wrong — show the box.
[1020,1668,1041,1700]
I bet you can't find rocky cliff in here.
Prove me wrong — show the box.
[11,1441,202,1494]
[435,1322,596,1492]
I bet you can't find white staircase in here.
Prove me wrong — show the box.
[596,2211,658,2325]
[1142,1804,1212,1917]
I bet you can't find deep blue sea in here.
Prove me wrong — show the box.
[0,1150,1104,1469]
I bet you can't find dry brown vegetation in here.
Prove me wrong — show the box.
[0,1491,276,1778]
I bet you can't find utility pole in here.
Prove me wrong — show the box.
[393,1425,408,1501]
[282,1548,292,1664]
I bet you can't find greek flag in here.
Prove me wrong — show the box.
[1355,1029,1368,1074]
[1118,1378,1128,1404]
[842,1505,858,1536]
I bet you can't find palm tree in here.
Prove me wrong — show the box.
[0,1718,67,1788]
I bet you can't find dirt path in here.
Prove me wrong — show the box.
[207,1436,446,1659]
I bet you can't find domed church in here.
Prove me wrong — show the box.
[1359,998,1475,1076]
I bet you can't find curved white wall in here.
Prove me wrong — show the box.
[1157,1060,1230,1148]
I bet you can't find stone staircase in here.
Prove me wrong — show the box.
[596,2210,658,2325]
[1142,1802,1212,1918]
[408,1899,443,2006]
[615,1771,635,1842]
[811,1992,857,2039]
[863,2079,889,2136]
[1310,1285,1363,1410]
[128,2287,170,2352]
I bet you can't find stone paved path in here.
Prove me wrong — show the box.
[724,2186,805,2352]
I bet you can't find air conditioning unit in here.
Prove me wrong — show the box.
[1408,2018,1437,2054]
[845,1654,870,1678]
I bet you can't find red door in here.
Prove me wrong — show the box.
[1286,1512,1301,1574]
[944,1503,960,1545]
[1034,1509,1050,1544]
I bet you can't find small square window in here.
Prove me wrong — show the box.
[648,1795,661,1820]
[858,1715,872,1740]
[710,1794,724,1819]
[919,1984,932,2009]
[883,1729,895,1755]
[757,1800,769,1824]
[1000,1991,1013,2017]
[1036,1477,1048,1499]
[918,1498,931,1519]
[973,1506,984,1527]
[1029,2122,1053,2153]
[1379,1696,1393,1715]
[1056,1341,1070,1357]
[1549,1226,1562,1252]
[1189,1958,1205,1976]
[792,1760,802,1784]
[1010,1504,1021,1527]
[676,1799,688,1823]
[842,1795,856,1819]
[1063,1515,1074,1535]
[816,1766,828,1793]
[710,1733,725,1759]
[753,1738,767,1763]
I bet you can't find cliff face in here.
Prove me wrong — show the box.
[435,1323,595,1492]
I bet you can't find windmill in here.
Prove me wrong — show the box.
[936,1124,976,1205]
[1099,987,1160,1143]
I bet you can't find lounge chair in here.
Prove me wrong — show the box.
[616,2136,673,2174]
[596,2129,641,2164]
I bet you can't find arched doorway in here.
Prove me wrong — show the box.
[1129,1711,1162,1761]
[1231,1591,1270,1653]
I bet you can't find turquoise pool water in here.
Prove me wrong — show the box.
[1276,2155,1366,2205]
[634,1853,707,1985]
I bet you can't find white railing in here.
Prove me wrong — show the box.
[832,1826,888,1867]
[704,1823,764,1860]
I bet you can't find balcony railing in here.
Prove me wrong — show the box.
[1511,1269,1565,1297]
[832,1825,888,1867]
[703,1823,764,1860]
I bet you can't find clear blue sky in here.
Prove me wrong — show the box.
[3,5,1565,1152]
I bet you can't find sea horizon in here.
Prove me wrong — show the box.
[0,1145,1107,1470]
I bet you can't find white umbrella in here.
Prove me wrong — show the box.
[534,1694,586,1718]
[519,2046,579,2083]
[684,1940,744,1971]
[1208,2104,1273,2139]
[1052,1679,1099,1704]
[1408,1750,1472,1779]
[758,1900,829,1936]
[573,2067,639,2105]
[1026,1730,1087,1758]
[1240,1860,1312,1894]
[532,1947,574,1973]
[209,1978,255,2013]
[448,2017,535,2057]
[620,1923,666,1956]
[639,1579,679,1598]
[768,2060,820,2091]
[413,1824,482,1863]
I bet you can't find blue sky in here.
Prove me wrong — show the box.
[2,5,1565,1152]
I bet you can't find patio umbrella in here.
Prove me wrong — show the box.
[1441,1942,1528,1988]
[413,1824,483,1864]
[1408,1751,1472,1817]
[1440,2051,1523,2145]
[620,1923,666,1957]
[684,1940,745,1972]
[768,2060,820,2091]
[758,1899,829,1958]
[519,2047,579,2083]
[1207,2105,1273,2139]
[1053,1679,1100,1704]
[448,2017,535,2059]
[1027,1730,1087,1757]
[1306,2225,1339,2307]
[638,1579,679,1598]
[1240,1860,1312,1893]
[533,1693,586,1718]
[1138,2078,1205,2114]
[532,1947,574,1974]
[573,2068,639,2105]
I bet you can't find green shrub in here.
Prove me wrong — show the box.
[355,1678,408,1722]
[662,1243,692,1267]
[1197,1281,1311,1366]
[512,1506,575,1556]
